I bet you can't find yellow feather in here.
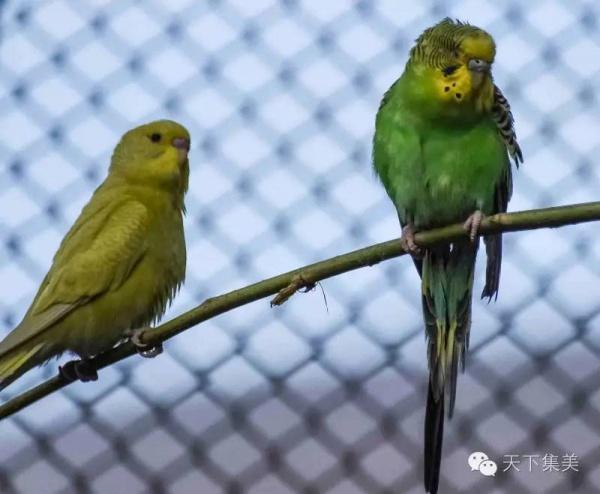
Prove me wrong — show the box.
[445,320,457,376]
[0,344,44,387]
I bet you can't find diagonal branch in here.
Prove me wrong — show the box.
[1,201,600,420]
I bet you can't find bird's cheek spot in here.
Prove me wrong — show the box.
[456,93,462,100]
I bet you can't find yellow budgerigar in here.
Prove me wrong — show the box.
[0,120,191,389]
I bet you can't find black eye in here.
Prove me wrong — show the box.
[442,65,458,76]
[150,133,162,142]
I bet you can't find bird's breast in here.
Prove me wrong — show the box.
[416,123,506,227]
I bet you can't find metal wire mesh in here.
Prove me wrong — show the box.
[0,0,599,492]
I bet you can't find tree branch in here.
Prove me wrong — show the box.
[1,201,599,420]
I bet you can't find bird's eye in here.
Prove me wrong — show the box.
[149,133,162,142]
[442,65,458,76]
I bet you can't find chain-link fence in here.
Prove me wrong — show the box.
[1,0,599,493]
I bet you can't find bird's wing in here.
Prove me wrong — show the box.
[482,85,523,300]
[0,201,149,358]
[491,84,523,168]
[374,83,425,276]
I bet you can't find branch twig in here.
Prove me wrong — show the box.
[1,201,599,420]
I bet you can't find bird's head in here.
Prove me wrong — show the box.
[409,18,496,114]
[110,119,191,198]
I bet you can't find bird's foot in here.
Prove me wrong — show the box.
[463,210,485,242]
[59,359,98,383]
[126,327,163,358]
[400,223,422,258]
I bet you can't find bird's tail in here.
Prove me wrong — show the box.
[422,240,477,494]
[0,344,45,391]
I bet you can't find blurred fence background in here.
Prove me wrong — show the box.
[1,0,599,493]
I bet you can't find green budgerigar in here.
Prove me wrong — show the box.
[373,19,522,493]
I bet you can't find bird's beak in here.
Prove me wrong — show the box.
[172,137,190,152]
[172,137,190,168]
[467,59,490,74]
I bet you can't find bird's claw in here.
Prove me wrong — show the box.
[127,327,164,358]
[400,223,422,258]
[463,210,484,242]
[138,345,163,358]
[59,360,98,383]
